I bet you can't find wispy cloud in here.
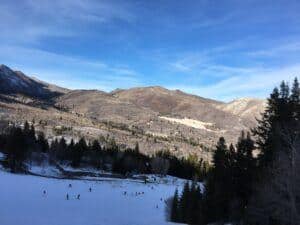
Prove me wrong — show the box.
[247,41,300,57]
[169,53,209,73]
[168,41,256,78]
[0,0,135,43]
[164,37,300,101]
[188,14,235,29]
[167,64,298,102]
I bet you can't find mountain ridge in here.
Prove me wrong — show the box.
[0,64,65,99]
[0,64,266,161]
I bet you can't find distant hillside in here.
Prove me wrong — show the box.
[0,64,266,161]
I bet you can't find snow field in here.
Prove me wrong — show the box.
[0,171,183,225]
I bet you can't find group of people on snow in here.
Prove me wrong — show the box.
[42,184,92,200]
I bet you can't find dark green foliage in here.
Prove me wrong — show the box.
[179,182,191,222]
[37,132,49,153]
[291,77,300,119]
[204,137,233,223]
[246,78,300,225]
[88,140,103,168]
[0,121,46,172]
[170,131,256,225]
[112,148,149,175]
[5,126,28,172]
[234,132,256,214]
[0,121,208,180]
[134,142,139,153]
[154,150,209,181]
[171,182,203,224]
[70,137,87,167]
[171,189,179,222]
[253,79,298,167]
[169,78,299,225]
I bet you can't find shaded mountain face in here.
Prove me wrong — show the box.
[0,64,66,99]
[0,65,266,160]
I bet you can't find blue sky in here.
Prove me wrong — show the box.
[0,0,299,101]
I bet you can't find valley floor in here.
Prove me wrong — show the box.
[0,170,184,225]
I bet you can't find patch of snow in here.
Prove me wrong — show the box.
[61,166,112,175]
[29,165,61,177]
[145,131,169,138]
[160,116,218,132]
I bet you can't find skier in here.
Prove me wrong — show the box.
[89,187,92,192]
[66,194,69,200]
[43,190,46,195]
[77,194,80,200]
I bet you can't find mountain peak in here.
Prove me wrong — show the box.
[0,64,14,74]
[217,97,266,120]
[0,64,64,99]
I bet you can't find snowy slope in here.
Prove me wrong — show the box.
[0,170,186,225]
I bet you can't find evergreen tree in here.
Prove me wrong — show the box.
[234,131,255,219]
[37,133,49,153]
[5,127,28,172]
[291,77,300,119]
[90,140,102,168]
[134,142,139,153]
[171,189,179,222]
[204,137,232,223]
[71,137,87,167]
[188,182,202,225]
[29,123,36,140]
[68,139,75,151]
[253,87,282,166]
[179,182,190,223]
[23,121,30,135]
[247,78,300,225]
[91,140,101,152]
[213,137,229,172]
[59,137,67,151]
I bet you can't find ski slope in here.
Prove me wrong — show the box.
[0,170,185,225]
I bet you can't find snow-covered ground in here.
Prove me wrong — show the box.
[0,170,186,225]
[159,116,224,132]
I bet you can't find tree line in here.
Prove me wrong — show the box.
[0,122,209,181]
[169,78,300,225]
